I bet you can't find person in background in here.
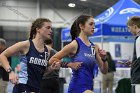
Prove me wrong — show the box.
[101,52,116,93]
[127,16,140,93]
[49,15,108,93]
[40,38,60,93]
[0,38,11,93]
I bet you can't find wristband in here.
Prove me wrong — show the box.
[6,68,14,74]
[61,62,69,68]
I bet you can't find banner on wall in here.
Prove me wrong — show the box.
[115,44,121,57]
[61,28,71,42]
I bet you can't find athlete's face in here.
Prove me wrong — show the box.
[82,17,95,36]
[39,22,52,40]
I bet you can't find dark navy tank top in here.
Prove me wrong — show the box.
[18,39,48,90]
[68,38,97,92]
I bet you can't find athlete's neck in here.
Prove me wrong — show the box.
[32,38,45,52]
[79,35,90,46]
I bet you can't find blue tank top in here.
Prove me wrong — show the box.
[68,38,97,92]
[18,39,48,90]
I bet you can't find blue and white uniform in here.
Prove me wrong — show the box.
[68,38,97,93]
[13,39,48,93]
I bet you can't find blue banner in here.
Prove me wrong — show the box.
[61,28,71,42]
[61,0,140,41]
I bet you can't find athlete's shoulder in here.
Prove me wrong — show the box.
[63,40,78,56]
[69,40,78,48]
[16,40,30,48]
[19,40,30,45]
[15,40,30,54]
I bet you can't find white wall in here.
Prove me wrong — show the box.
[94,42,110,51]
[110,42,134,60]
[94,42,134,60]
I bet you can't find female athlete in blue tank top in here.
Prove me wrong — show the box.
[49,15,108,93]
[68,37,96,93]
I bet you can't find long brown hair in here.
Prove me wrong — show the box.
[29,18,51,40]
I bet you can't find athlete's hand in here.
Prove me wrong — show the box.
[98,49,106,59]
[44,62,60,76]
[67,62,82,70]
[51,62,60,70]
[9,71,18,84]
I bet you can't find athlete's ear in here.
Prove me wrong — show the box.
[134,25,136,29]
[134,24,138,29]
[36,28,40,33]
[79,24,84,31]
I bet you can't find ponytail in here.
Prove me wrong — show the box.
[70,20,80,40]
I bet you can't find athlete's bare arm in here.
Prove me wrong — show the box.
[95,44,108,74]
[0,40,29,71]
[49,40,82,70]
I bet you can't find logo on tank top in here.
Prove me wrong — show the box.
[84,53,95,58]
[84,46,95,58]
[91,46,95,55]
[29,57,47,66]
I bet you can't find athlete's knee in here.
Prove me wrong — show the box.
[83,90,94,93]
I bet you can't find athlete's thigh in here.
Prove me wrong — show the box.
[83,90,94,93]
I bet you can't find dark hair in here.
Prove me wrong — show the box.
[70,15,93,40]
[106,52,113,61]
[0,38,6,45]
[106,52,116,72]
[127,16,140,28]
[0,38,6,53]
[29,18,51,40]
